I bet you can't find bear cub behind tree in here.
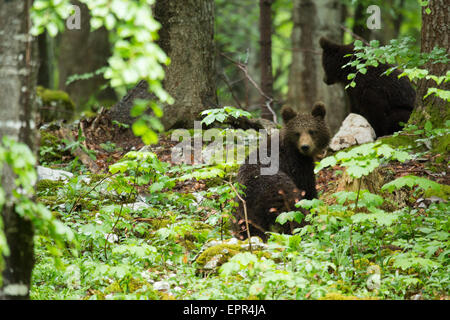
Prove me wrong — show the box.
[319,37,416,137]
[232,102,331,241]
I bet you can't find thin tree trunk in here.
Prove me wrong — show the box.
[410,0,449,127]
[0,0,37,300]
[259,0,274,120]
[37,32,51,88]
[288,0,347,134]
[392,0,406,39]
[352,2,371,41]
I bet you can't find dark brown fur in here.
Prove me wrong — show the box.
[319,37,416,137]
[232,102,331,241]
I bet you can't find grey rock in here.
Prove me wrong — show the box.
[330,113,376,151]
[37,166,73,181]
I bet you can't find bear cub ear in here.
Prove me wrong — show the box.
[311,101,326,119]
[319,37,338,51]
[281,106,297,123]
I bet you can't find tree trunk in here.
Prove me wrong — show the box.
[259,0,274,120]
[288,0,348,134]
[57,0,116,111]
[410,0,449,128]
[108,0,217,130]
[0,0,37,300]
[37,32,52,88]
[154,0,217,129]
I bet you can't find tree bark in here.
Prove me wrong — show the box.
[410,0,449,127]
[154,0,218,129]
[107,0,218,130]
[0,0,37,300]
[57,0,116,110]
[288,0,348,134]
[259,0,274,120]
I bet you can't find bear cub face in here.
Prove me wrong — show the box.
[281,102,331,158]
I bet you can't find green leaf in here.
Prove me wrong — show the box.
[275,211,304,225]
[149,181,165,192]
[314,156,337,173]
[381,175,442,193]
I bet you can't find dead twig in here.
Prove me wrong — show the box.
[226,179,252,252]
[91,106,106,131]
[340,25,370,46]
[220,52,278,124]
[67,172,118,216]
[220,72,242,109]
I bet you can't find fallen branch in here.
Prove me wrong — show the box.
[59,127,100,173]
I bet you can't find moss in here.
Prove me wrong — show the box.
[37,195,58,206]
[409,100,450,130]
[39,131,64,163]
[37,193,99,212]
[191,221,214,232]
[354,258,371,270]
[87,173,110,184]
[319,292,379,300]
[37,86,76,123]
[195,244,243,268]
[106,277,147,295]
[148,218,172,230]
[104,277,174,299]
[40,131,60,148]
[424,183,450,200]
[51,211,62,219]
[432,132,450,154]
[36,179,64,194]
[195,238,271,273]
[378,133,419,151]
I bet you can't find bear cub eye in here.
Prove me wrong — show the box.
[308,130,316,135]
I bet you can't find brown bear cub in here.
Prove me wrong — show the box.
[319,37,416,137]
[232,102,331,241]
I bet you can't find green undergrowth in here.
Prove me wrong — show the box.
[30,124,449,300]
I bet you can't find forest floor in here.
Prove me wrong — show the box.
[33,121,449,300]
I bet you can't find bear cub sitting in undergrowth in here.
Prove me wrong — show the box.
[232,102,331,241]
[319,37,416,137]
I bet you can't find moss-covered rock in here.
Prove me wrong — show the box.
[196,243,243,270]
[37,86,76,124]
[93,277,175,300]
[424,183,450,199]
[319,292,379,300]
[195,237,269,274]
[36,179,65,194]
